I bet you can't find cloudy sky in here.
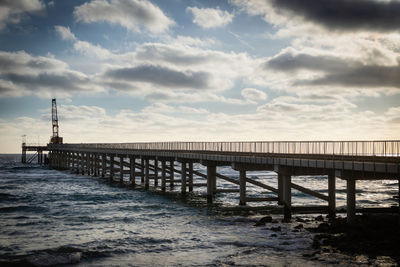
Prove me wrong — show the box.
[1,0,399,152]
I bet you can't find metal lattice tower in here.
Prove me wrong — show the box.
[50,98,63,144]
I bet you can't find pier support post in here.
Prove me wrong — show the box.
[181,162,187,194]
[90,154,94,175]
[154,159,158,187]
[141,158,145,184]
[119,156,124,183]
[207,165,216,203]
[129,156,136,187]
[80,152,84,175]
[188,162,193,192]
[278,173,283,205]
[161,160,166,191]
[145,158,150,189]
[86,153,90,175]
[71,152,75,173]
[170,160,174,188]
[109,155,114,181]
[328,174,336,218]
[21,147,26,163]
[347,178,356,224]
[93,154,98,177]
[282,174,292,221]
[101,154,106,177]
[239,170,246,206]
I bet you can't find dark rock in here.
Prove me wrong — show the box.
[295,217,306,223]
[315,215,324,222]
[312,239,320,249]
[270,234,277,237]
[294,224,303,230]
[271,226,281,232]
[254,216,272,226]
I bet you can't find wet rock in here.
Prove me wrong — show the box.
[271,226,281,232]
[315,215,324,222]
[294,224,303,230]
[270,234,277,237]
[254,216,272,226]
[295,217,306,223]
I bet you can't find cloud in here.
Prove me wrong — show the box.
[265,50,400,89]
[104,65,211,90]
[241,88,267,102]
[0,0,45,29]
[54,25,76,41]
[187,7,234,28]
[0,51,103,98]
[231,0,400,33]
[73,0,174,33]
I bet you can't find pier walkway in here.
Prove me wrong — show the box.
[46,141,400,223]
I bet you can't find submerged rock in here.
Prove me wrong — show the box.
[254,216,272,226]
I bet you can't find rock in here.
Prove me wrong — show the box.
[294,224,303,230]
[254,216,272,226]
[296,217,306,223]
[271,226,281,232]
[315,215,324,222]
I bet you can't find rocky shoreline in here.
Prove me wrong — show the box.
[254,213,400,266]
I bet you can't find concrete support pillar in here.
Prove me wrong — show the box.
[86,153,90,175]
[141,158,145,184]
[145,158,150,189]
[181,162,187,194]
[278,173,283,205]
[81,152,84,175]
[93,154,98,177]
[71,152,75,173]
[328,174,336,218]
[161,160,166,191]
[102,154,106,177]
[119,156,124,183]
[188,162,193,192]
[207,165,216,203]
[347,179,356,224]
[129,156,136,187]
[21,148,27,163]
[170,160,174,188]
[109,155,114,181]
[154,159,158,187]
[282,174,292,221]
[239,170,246,206]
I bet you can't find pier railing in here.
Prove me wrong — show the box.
[50,140,400,157]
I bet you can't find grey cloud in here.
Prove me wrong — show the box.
[297,65,400,88]
[269,0,400,32]
[3,72,93,92]
[266,51,400,88]
[105,65,211,89]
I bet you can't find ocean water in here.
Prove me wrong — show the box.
[0,154,398,266]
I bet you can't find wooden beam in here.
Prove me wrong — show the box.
[245,197,279,202]
[245,177,278,193]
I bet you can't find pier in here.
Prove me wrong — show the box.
[44,141,400,223]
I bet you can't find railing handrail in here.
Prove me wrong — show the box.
[47,140,400,157]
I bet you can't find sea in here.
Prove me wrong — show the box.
[0,154,398,266]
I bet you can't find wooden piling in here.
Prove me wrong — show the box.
[170,160,174,188]
[154,159,158,187]
[109,155,114,181]
[145,158,149,189]
[129,156,135,187]
[283,174,292,221]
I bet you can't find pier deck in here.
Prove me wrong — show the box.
[45,141,400,223]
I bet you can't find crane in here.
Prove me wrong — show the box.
[50,98,63,144]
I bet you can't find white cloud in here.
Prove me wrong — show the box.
[73,0,175,33]
[0,0,45,29]
[187,7,234,28]
[241,88,267,102]
[54,25,76,41]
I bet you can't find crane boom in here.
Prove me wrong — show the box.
[50,98,63,144]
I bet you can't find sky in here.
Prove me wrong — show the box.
[0,0,400,153]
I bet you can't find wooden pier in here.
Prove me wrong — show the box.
[45,141,399,223]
